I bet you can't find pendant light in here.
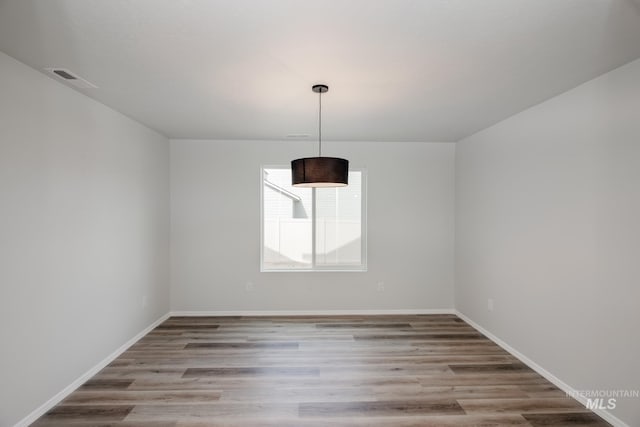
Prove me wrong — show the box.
[291,84,349,187]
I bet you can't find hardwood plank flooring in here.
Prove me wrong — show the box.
[31,315,611,426]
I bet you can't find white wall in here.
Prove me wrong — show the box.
[171,139,455,312]
[0,52,170,426]
[456,58,640,426]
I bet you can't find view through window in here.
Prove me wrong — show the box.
[261,167,366,271]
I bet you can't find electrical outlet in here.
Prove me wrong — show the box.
[377,282,385,292]
[245,281,254,292]
[488,298,494,312]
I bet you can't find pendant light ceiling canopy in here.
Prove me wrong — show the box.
[291,84,349,188]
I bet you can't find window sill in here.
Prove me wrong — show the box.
[261,267,367,273]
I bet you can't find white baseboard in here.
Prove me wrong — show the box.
[14,312,171,427]
[454,310,628,427]
[170,308,455,317]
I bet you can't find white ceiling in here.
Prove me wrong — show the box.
[1,0,639,142]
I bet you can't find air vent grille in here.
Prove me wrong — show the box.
[44,68,97,89]
[52,69,77,80]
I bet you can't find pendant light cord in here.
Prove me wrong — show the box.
[318,89,322,157]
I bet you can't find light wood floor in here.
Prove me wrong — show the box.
[32,314,610,426]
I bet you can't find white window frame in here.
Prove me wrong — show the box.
[260,165,367,272]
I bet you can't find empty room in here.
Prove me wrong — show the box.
[1,1,639,426]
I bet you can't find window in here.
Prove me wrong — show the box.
[261,166,366,271]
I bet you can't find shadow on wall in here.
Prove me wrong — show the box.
[316,237,362,266]
[263,246,310,268]
[263,237,361,269]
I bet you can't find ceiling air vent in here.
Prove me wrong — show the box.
[44,68,98,89]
